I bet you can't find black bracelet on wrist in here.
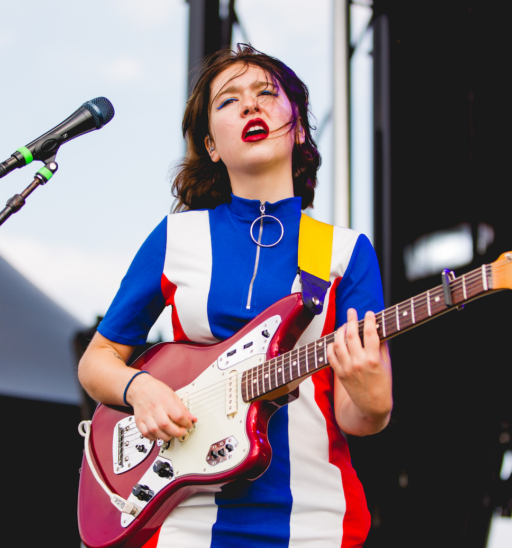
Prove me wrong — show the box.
[123,370,150,406]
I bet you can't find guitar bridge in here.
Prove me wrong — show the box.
[113,416,154,474]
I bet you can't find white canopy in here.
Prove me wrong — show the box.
[0,254,84,404]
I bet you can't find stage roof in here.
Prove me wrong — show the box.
[0,254,84,405]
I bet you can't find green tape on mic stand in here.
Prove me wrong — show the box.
[37,166,54,182]
[16,146,33,165]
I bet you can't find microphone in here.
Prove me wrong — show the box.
[0,97,115,179]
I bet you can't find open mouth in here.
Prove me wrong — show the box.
[242,118,269,142]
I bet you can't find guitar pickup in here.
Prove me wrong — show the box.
[226,369,238,418]
[227,349,236,357]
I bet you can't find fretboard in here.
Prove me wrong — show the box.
[241,263,493,403]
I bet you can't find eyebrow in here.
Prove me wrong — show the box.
[214,80,278,102]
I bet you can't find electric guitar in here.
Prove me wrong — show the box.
[77,252,512,548]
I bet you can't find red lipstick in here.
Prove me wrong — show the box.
[242,118,269,142]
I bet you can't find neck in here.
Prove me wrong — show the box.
[228,160,294,204]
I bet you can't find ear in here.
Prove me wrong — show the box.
[295,121,306,145]
[204,135,221,163]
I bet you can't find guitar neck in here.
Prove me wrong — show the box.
[242,259,502,403]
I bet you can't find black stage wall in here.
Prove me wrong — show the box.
[349,2,512,547]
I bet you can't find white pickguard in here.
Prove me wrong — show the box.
[121,316,282,527]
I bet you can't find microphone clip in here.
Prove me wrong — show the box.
[0,160,59,226]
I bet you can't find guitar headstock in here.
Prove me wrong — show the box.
[491,252,512,290]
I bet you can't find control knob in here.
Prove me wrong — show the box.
[153,460,174,478]
[132,484,154,502]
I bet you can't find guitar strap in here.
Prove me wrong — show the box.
[298,213,333,315]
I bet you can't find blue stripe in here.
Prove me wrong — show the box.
[335,234,385,329]
[209,196,301,545]
[212,406,292,547]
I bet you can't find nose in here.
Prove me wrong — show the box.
[242,97,260,116]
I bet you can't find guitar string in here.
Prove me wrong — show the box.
[184,344,335,413]
[141,261,508,419]
[148,262,504,410]
[175,263,496,402]
[121,261,511,431]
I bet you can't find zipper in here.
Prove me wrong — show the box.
[246,203,265,310]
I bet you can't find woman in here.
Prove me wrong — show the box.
[79,44,392,548]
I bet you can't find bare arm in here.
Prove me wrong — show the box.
[328,309,393,436]
[78,332,196,441]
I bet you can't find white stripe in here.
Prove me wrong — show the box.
[287,227,359,546]
[288,377,346,547]
[164,211,218,344]
[157,492,219,548]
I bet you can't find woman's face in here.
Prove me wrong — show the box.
[206,63,302,177]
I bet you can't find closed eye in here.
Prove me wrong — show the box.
[217,98,238,110]
[259,90,279,97]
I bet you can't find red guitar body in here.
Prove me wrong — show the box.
[78,293,313,548]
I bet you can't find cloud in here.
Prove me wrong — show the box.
[114,0,178,29]
[103,55,146,84]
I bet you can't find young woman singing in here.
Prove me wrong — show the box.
[79,44,392,548]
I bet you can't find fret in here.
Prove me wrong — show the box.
[381,311,387,338]
[296,346,304,377]
[411,298,416,324]
[430,290,444,315]
[257,362,264,396]
[250,367,255,400]
[296,348,303,377]
[399,301,413,331]
[482,265,488,291]
[304,344,310,374]
[273,357,278,390]
[427,290,432,316]
[287,351,293,382]
[320,339,326,367]
[395,305,400,331]
[462,275,467,300]
[417,294,428,323]
[279,356,285,386]
[315,339,325,369]
[245,370,249,402]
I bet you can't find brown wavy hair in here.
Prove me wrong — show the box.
[171,44,321,212]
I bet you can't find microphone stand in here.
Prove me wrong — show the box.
[0,161,58,226]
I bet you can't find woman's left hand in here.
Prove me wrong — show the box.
[327,308,393,436]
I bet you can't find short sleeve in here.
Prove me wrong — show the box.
[97,217,167,346]
[335,234,384,330]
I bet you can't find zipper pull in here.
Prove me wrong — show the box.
[260,203,265,216]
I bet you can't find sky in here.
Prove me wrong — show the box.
[0,0,334,341]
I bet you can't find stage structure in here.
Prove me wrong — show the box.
[0,254,85,545]
[346,1,512,547]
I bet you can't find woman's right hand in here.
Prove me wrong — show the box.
[125,372,197,442]
[78,332,197,443]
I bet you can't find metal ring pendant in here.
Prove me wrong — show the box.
[250,214,284,248]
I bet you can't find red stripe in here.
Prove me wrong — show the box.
[311,278,371,547]
[141,527,161,548]
[323,277,342,336]
[161,274,191,342]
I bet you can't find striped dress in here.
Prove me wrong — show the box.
[98,194,384,548]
